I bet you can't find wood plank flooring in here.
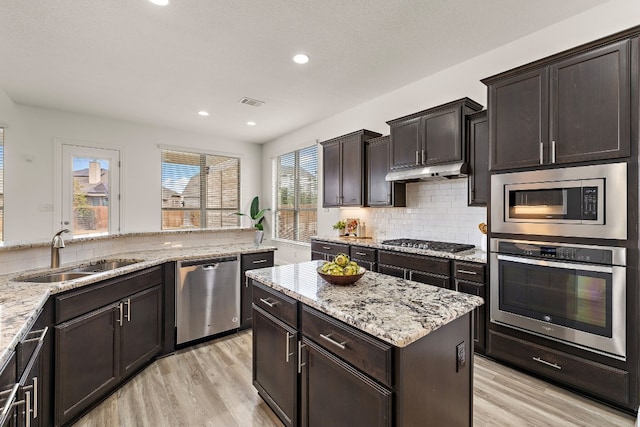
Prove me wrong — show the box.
[73,330,635,427]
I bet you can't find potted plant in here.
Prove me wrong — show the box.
[332,220,346,236]
[235,196,270,245]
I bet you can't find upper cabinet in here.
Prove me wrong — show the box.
[467,110,488,206]
[485,39,631,171]
[366,136,406,207]
[386,98,483,171]
[321,129,382,208]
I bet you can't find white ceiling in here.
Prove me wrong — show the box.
[0,0,609,144]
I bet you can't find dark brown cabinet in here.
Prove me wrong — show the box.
[454,261,486,353]
[252,283,299,427]
[467,110,488,206]
[240,251,275,329]
[301,339,392,427]
[310,240,349,262]
[485,39,630,170]
[378,250,452,289]
[0,353,17,427]
[387,98,482,171]
[54,268,163,426]
[321,130,381,208]
[366,136,406,207]
[349,245,377,272]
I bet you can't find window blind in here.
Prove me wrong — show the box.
[161,150,239,230]
[275,145,317,243]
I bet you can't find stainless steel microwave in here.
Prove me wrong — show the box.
[491,162,627,239]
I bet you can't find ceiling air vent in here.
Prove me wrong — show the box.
[239,97,265,107]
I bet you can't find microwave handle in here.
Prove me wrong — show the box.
[496,254,613,273]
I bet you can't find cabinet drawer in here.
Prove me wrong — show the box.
[350,246,376,263]
[252,282,298,329]
[489,330,629,405]
[242,251,274,270]
[454,261,485,283]
[311,241,349,257]
[410,271,451,289]
[301,306,393,387]
[378,250,450,276]
[55,267,163,324]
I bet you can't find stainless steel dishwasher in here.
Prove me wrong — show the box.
[176,256,240,345]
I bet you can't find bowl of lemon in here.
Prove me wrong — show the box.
[317,253,366,286]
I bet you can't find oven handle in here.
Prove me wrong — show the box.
[496,254,614,273]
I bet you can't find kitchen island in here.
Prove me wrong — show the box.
[246,260,484,427]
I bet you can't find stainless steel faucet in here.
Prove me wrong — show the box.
[51,229,70,268]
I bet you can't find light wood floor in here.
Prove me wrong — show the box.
[73,330,635,427]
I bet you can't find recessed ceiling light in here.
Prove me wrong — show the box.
[293,54,310,64]
[149,0,169,5]
[198,111,209,117]
[247,121,256,126]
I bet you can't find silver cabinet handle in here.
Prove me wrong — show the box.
[285,332,295,363]
[25,390,31,427]
[539,142,544,164]
[355,252,367,256]
[22,327,48,344]
[319,333,347,350]
[532,356,561,370]
[415,150,419,165]
[421,149,425,164]
[1,383,19,417]
[252,259,268,264]
[298,341,306,374]
[551,140,556,163]
[124,298,131,322]
[117,302,124,326]
[32,377,38,419]
[457,269,477,275]
[322,246,332,250]
[259,298,277,308]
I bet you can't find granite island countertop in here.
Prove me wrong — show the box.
[312,235,487,263]
[246,260,484,348]
[0,243,276,368]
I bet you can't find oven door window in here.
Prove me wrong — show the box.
[499,258,612,337]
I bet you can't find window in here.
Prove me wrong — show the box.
[0,127,4,241]
[161,150,240,229]
[61,144,121,237]
[275,145,317,243]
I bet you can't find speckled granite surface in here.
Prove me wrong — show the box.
[246,260,484,348]
[0,243,276,368]
[313,236,487,263]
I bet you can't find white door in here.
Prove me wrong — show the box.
[61,144,120,236]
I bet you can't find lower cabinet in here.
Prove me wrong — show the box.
[301,339,392,427]
[454,261,486,353]
[240,251,275,329]
[54,268,163,426]
[0,353,17,427]
[378,250,452,289]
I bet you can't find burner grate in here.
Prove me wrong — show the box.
[381,238,475,253]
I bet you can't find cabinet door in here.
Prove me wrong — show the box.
[489,68,549,170]
[390,117,421,170]
[467,111,488,206]
[550,40,630,164]
[0,354,17,427]
[377,264,405,279]
[340,136,364,206]
[120,286,162,379]
[55,303,119,426]
[410,271,451,289]
[423,107,462,165]
[253,306,298,427]
[301,339,392,427]
[322,141,341,207]
[367,137,392,206]
[16,356,40,427]
[240,252,275,329]
[456,280,485,353]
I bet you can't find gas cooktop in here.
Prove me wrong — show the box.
[381,239,475,253]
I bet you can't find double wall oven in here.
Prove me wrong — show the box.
[490,162,628,360]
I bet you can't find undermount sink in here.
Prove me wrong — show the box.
[22,272,94,283]
[18,259,143,282]
[69,259,143,273]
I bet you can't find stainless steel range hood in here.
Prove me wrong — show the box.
[385,161,469,182]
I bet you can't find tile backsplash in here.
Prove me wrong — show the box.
[340,178,487,247]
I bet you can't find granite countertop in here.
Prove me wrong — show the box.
[0,243,276,369]
[246,260,484,348]
[312,236,487,263]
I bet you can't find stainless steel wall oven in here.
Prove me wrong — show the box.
[491,162,627,239]
[490,239,626,360]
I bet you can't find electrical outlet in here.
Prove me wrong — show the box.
[456,342,466,372]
